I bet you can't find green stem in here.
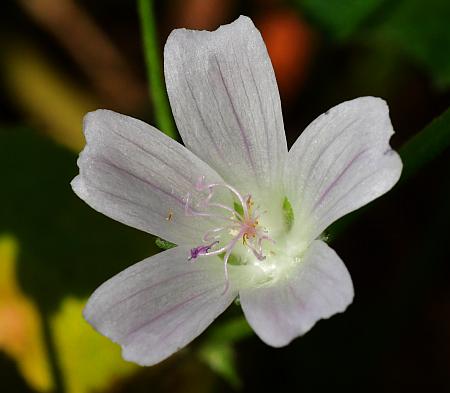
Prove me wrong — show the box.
[138,0,177,139]
[42,310,65,393]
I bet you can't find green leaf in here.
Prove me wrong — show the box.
[299,0,387,40]
[51,297,137,393]
[378,0,450,89]
[197,317,253,388]
[203,317,253,345]
[198,344,241,389]
[298,0,450,88]
[400,106,450,182]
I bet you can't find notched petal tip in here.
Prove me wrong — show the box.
[164,14,287,192]
[165,14,254,40]
[285,96,403,242]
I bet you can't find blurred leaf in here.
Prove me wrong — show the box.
[299,0,386,40]
[198,344,241,389]
[378,0,450,89]
[0,234,54,392]
[203,316,253,345]
[298,0,450,88]
[2,42,97,152]
[18,0,147,113]
[0,128,154,312]
[400,106,450,182]
[51,297,137,393]
[0,129,157,391]
[197,317,253,388]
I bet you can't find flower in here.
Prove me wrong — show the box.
[72,16,402,366]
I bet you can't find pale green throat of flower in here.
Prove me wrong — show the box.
[157,176,296,292]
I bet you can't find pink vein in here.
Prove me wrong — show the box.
[213,54,257,178]
[100,270,205,317]
[313,149,367,210]
[92,157,186,208]
[122,287,216,341]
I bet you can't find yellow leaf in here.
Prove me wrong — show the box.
[3,42,98,152]
[51,297,137,393]
[0,234,54,392]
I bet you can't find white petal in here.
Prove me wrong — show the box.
[164,15,287,194]
[239,240,353,347]
[285,97,402,244]
[84,246,237,366]
[72,110,232,245]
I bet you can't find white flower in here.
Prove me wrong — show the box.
[72,16,402,366]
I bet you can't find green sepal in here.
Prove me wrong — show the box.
[233,201,244,217]
[155,237,177,250]
[282,196,294,231]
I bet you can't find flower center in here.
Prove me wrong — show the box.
[185,176,274,290]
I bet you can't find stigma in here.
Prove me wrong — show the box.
[185,176,273,291]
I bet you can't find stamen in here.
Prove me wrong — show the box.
[208,203,243,220]
[185,176,275,292]
[195,176,249,218]
[185,193,238,223]
[189,241,219,261]
[203,226,228,241]
[220,228,245,294]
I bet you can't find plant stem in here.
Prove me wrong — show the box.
[138,0,177,139]
[42,311,65,393]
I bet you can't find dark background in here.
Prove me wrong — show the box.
[1,0,449,392]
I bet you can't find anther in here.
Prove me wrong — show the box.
[184,176,275,291]
[189,241,219,261]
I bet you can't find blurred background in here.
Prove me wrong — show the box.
[1,0,450,392]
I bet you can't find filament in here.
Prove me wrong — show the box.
[185,176,274,292]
